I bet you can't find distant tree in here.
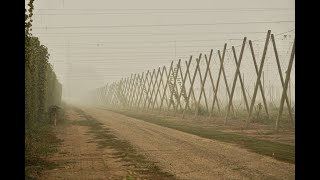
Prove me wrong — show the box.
[25,0,35,36]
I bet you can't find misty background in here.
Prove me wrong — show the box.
[25,0,295,104]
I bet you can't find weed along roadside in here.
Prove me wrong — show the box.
[25,118,64,179]
[25,105,67,179]
[111,109,295,164]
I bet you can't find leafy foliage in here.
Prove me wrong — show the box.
[25,0,62,126]
[25,36,62,125]
[25,1,63,178]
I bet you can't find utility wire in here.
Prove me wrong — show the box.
[33,21,294,29]
[34,8,294,11]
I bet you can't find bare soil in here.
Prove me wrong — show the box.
[40,108,171,179]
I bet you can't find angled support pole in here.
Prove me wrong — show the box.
[271,34,294,125]
[183,53,202,118]
[159,61,174,112]
[137,71,149,109]
[225,37,248,124]
[152,66,166,111]
[247,30,272,127]
[168,60,181,111]
[132,74,141,109]
[143,69,156,110]
[147,67,161,109]
[174,56,193,114]
[195,50,213,117]
[249,40,271,121]
[275,39,295,131]
[205,54,221,115]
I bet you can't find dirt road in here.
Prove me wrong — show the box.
[40,109,132,179]
[81,106,294,180]
[40,108,172,179]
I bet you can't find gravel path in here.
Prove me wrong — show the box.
[81,106,294,180]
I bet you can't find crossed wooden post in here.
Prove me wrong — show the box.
[147,67,161,109]
[205,54,221,116]
[168,59,181,111]
[271,34,294,125]
[137,71,149,109]
[129,73,140,109]
[183,53,202,118]
[248,41,271,121]
[159,61,174,112]
[194,50,213,117]
[225,37,249,124]
[247,30,271,127]
[174,56,193,114]
[275,38,295,131]
[152,66,166,111]
[143,69,156,110]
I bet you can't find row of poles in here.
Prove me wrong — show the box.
[90,30,295,131]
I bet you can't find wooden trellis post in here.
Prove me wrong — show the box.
[168,60,181,110]
[105,84,109,104]
[133,73,144,109]
[168,62,182,111]
[118,80,123,108]
[175,59,187,111]
[271,34,294,125]
[248,41,270,121]
[183,53,202,118]
[220,50,235,116]
[159,61,174,112]
[121,78,128,108]
[247,30,271,127]
[185,60,197,109]
[147,67,161,109]
[160,66,170,110]
[127,74,136,109]
[195,50,213,117]
[174,56,193,114]
[125,76,131,108]
[141,71,153,109]
[106,83,113,106]
[205,54,221,115]
[152,66,166,111]
[211,44,235,116]
[275,39,295,131]
[137,71,149,109]
[105,84,110,106]
[211,44,226,115]
[225,37,249,124]
[124,77,132,108]
[143,69,156,110]
[231,46,249,115]
[122,79,128,108]
[129,74,139,108]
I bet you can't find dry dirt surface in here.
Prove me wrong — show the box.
[40,109,159,180]
[81,106,295,180]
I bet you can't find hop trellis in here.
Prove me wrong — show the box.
[92,30,295,131]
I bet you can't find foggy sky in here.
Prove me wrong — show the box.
[26,0,295,101]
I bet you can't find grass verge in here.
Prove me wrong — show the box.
[112,110,295,164]
[25,122,63,180]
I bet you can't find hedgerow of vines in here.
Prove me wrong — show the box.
[25,0,62,127]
